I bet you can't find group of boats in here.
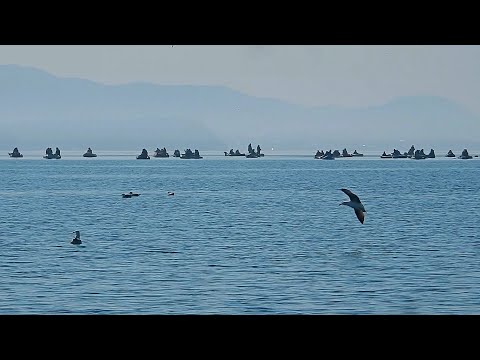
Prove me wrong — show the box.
[7,145,478,160]
[138,143,265,159]
[7,146,204,159]
[8,147,97,159]
[224,143,264,158]
[314,148,364,160]
[312,146,477,160]
[136,147,203,159]
[379,146,476,159]
[448,149,474,159]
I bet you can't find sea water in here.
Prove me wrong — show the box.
[1,154,479,314]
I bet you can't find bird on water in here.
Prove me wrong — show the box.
[339,188,367,224]
[71,231,82,244]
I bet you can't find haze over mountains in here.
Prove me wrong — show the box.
[1,64,479,152]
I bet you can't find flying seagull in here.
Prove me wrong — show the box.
[340,188,366,224]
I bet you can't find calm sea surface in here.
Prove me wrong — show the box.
[1,153,480,314]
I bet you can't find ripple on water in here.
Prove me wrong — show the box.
[1,158,480,314]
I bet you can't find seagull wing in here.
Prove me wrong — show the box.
[341,188,361,203]
[354,208,365,224]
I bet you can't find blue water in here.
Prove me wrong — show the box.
[1,155,480,314]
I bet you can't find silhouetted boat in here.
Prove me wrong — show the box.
[245,153,264,158]
[341,149,353,157]
[8,147,23,158]
[412,149,427,159]
[181,149,203,159]
[320,150,335,160]
[44,147,61,159]
[314,150,324,159]
[83,147,97,157]
[153,147,169,158]
[246,143,263,158]
[459,149,473,159]
[426,149,435,158]
[391,149,407,158]
[445,150,455,158]
[137,148,150,159]
[225,149,245,156]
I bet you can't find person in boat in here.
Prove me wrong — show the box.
[407,145,415,157]
[154,147,168,157]
[322,150,334,159]
[256,145,261,156]
[181,149,191,158]
[55,147,61,157]
[414,149,425,159]
[323,150,332,157]
[194,149,200,158]
[460,149,472,159]
[248,143,253,155]
[342,148,352,157]
[9,147,23,157]
[136,148,149,159]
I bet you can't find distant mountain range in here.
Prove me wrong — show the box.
[1,64,479,152]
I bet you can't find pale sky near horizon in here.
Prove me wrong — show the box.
[1,45,480,114]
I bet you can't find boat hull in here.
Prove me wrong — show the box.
[8,153,23,158]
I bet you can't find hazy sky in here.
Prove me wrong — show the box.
[1,45,480,114]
